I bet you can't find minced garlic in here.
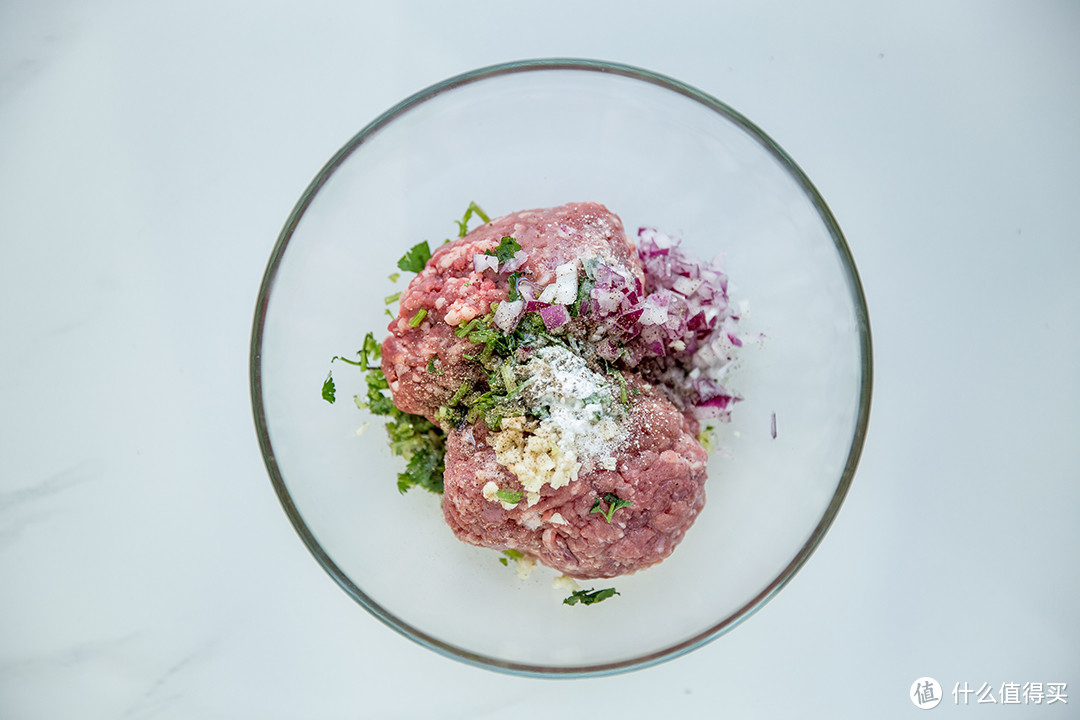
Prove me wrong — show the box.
[481,480,518,511]
[487,345,628,502]
[514,554,537,580]
[552,574,580,591]
[491,416,581,503]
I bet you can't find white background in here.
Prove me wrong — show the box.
[1,1,1077,718]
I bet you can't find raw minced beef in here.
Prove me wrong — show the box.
[381,202,638,422]
[442,378,707,579]
[380,201,737,578]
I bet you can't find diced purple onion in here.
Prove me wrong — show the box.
[500,250,529,273]
[493,299,524,332]
[472,253,499,273]
[539,304,571,330]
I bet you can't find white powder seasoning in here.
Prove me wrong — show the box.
[521,345,626,464]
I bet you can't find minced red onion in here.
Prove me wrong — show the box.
[501,249,529,273]
[472,253,499,273]
[537,261,579,305]
[539,304,571,330]
[494,225,741,422]
[493,299,524,332]
[523,300,550,313]
[575,227,743,419]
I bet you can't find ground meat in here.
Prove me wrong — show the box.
[381,202,640,422]
[442,380,707,579]
[383,201,713,578]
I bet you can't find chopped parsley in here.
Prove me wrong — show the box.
[484,235,522,264]
[563,588,619,606]
[397,241,432,273]
[499,548,524,566]
[384,291,401,305]
[388,272,401,283]
[322,333,383,404]
[496,488,523,505]
[609,369,630,406]
[590,493,633,522]
[455,201,491,237]
[569,270,593,317]
[698,424,716,452]
[448,380,472,406]
[506,271,522,301]
[325,335,446,494]
[426,357,444,375]
[408,309,428,327]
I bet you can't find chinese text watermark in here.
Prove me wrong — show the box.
[910,678,1068,709]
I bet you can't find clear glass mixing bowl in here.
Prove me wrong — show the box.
[250,59,872,677]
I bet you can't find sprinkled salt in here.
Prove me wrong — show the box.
[519,345,626,461]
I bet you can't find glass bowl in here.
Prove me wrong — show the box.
[250,59,872,677]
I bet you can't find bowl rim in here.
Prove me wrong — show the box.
[249,57,873,678]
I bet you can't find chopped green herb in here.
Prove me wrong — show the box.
[498,548,525,566]
[388,272,401,283]
[361,332,381,369]
[426,357,444,375]
[409,309,428,327]
[322,333,385,402]
[590,493,633,522]
[454,317,482,338]
[360,369,395,415]
[506,271,522,301]
[496,488,523,505]
[455,201,491,237]
[581,257,600,279]
[563,588,619,606]
[333,356,363,367]
[331,336,445,495]
[397,241,432,273]
[569,271,593,317]
[448,380,472,406]
[610,369,630,406]
[384,291,401,305]
[485,236,522,265]
[396,444,444,494]
[698,424,716,452]
[499,361,516,394]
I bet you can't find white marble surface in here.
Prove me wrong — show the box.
[2,1,1078,717]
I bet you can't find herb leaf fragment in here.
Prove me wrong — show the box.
[397,241,432,273]
[496,488,523,505]
[506,271,522,301]
[325,334,446,495]
[455,201,491,237]
[409,309,428,327]
[321,332,384,404]
[499,548,525,566]
[563,588,620,606]
[590,493,633,523]
[485,236,522,265]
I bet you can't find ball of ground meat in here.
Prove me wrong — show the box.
[381,202,641,422]
[441,382,708,579]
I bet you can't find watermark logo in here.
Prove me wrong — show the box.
[910,678,1069,708]
[911,677,943,709]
